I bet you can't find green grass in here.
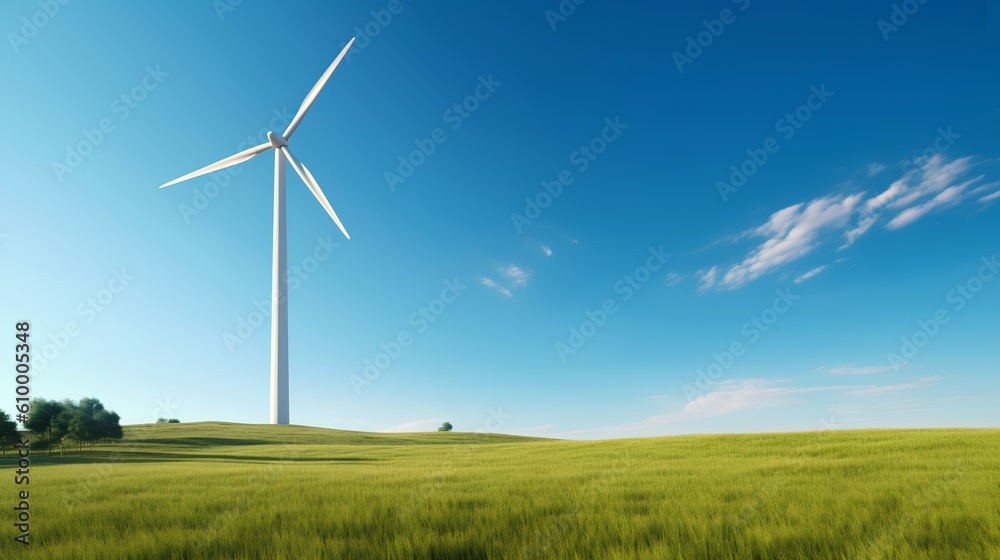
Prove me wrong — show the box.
[2,423,998,558]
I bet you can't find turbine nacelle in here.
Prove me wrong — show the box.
[267,131,289,149]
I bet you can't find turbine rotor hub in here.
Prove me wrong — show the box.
[267,131,289,149]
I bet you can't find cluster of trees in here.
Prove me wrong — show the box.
[156,418,180,424]
[24,398,123,454]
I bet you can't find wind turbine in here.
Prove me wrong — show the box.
[159,38,356,425]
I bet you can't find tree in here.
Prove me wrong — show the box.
[77,397,105,417]
[0,410,18,457]
[94,410,123,442]
[167,419,180,423]
[156,418,169,424]
[24,399,64,455]
[438,422,453,432]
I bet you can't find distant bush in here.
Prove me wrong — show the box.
[168,419,180,423]
[438,422,453,432]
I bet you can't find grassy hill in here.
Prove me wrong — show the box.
[2,424,998,558]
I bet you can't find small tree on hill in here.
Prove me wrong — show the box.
[438,421,453,432]
[167,419,180,423]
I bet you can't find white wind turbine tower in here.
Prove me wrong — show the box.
[159,38,356,425]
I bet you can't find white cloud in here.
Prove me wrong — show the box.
[521,423,554,432]
[866,162,888,177]
[718,194,863,289]
[617,376,943,429]
[981,190,1000,203]
[886,181,976,230]
[696,266,718,292]
[499,264,531,287]
[698,153,995,288]
[678,379,844,420]
[794,265,827,284]
[887,155,974,209]
[849,376,942,395]
[479,277,512,298]
[540,245,553,257]
[665,272,685,286]
[480,263,532,298]
[387,418,446,432]
[648,394,670,399]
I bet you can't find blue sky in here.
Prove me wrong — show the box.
[1,1,998,438]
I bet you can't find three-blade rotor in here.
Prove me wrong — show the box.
[158,38,356,240]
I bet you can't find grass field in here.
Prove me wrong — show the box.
[1,423,998,559]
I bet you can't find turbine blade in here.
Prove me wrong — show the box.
[280,147,350,240]
[159,142,272,189]
[283,37,356,140]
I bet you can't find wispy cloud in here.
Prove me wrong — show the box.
[697,153,996,290]
[886,181,975,229]
[479,277,513,298]
[794,265,827,284]
[521,423,554,432]
[981,190,1000,203]
[387,418,446,432]
[849,376,942,395]
[500,264,531,287]
[480,263,532,298]
[866,162,888,177]
[648,394,670,399]
[540,244,553,257]
[696,266,718,292]
[883,155,975,210]
[665,272,686,286]
[678,379,842,420]
[718,194,863,289]
[618,376,943,429]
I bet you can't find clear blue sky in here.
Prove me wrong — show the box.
[1,1,997,438]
